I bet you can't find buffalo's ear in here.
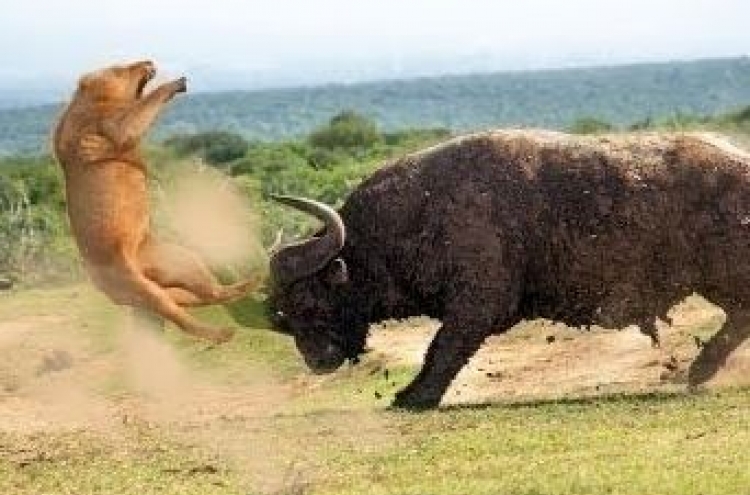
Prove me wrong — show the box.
[325,258,349,286]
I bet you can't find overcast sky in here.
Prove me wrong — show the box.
[1,0,749,90]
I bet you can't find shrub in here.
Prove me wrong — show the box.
[308,110,383,151]
[568,117,615,134]
[165,131,249,165]
[0,158,80,284]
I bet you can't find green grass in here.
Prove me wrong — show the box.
[1,285,750,495]
[324,391,750,495]
[0,428,246,495]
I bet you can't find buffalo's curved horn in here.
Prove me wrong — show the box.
[269,194,346,286]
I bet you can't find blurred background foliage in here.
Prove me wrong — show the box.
[2,103,750,287]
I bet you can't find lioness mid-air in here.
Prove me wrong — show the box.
[53,60,259,343]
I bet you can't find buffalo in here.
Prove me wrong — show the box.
[268,130,750,409]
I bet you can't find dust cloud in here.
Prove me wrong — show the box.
[157,162,264,270]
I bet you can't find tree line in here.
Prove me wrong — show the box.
[2,105,750,286]
[3,57,750,156]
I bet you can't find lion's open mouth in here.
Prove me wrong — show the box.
[136,67,156,98]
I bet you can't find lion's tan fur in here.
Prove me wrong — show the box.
[53,61,258,343]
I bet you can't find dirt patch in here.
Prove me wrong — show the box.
[0,305,347,492]
[2,295,743,433]
[0,313,119,432]
[368,296,750,405]
[0,311,270,431]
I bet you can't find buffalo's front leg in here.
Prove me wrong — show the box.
[392,227,522,410]
[392,322,494,410]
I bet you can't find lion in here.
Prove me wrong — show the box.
[53,60,259,343]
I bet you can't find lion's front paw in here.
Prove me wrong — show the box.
[171,77,187,94]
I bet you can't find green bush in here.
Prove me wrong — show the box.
[568,117,615,134]
[165,131,249,165]
[230,142,309,176]
[308,110,383,152]
[0,113,457,286]
[12,102,750,289]
[0,156,80,285]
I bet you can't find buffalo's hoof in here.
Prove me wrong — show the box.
[391,388,441,411]
[687,359,719,391]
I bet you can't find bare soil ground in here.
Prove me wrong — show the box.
[1,293,747,434]
[369,295,750,405]
[0,309,290,433]
[2,289,750,494]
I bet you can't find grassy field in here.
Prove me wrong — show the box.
[1,285,750,495]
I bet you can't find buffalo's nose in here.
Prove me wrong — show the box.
[306,350,344,374]
[309,359,340,374]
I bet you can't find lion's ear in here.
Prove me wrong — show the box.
[77,75,93,92]
[77,69,105,94]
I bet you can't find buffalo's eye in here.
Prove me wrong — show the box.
[269,310,292,334]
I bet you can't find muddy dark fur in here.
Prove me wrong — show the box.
[270,130,750,409]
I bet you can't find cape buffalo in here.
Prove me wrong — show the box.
[268,130,750,409]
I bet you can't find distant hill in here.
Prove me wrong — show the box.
[2,57,750,156]
[0,87,67,110]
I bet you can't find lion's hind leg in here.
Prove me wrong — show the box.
[120,261,234,343]
[100,257,235,344]
[139,241,260,307]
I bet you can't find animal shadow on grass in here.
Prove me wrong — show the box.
[417,389,707,414]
